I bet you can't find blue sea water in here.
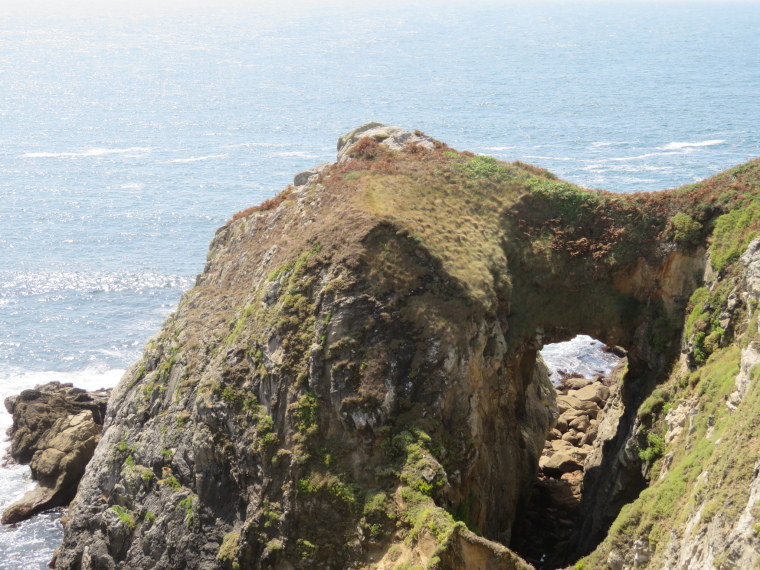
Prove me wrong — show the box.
[1,2,759,566]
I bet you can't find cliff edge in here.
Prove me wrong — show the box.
[53,124,760,569]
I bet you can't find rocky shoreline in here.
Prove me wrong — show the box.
[2,382,110,525]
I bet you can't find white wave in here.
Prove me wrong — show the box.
[581,163,675,173]
[120,182,145,190]
[168,154,227,163]
[659,139,725,151]
[590,141,629,147]
[606,151,685,162]
[0,367,124,406]
[22,147,150,158]
[620,177,657,184]
[523,155,574,161]
[540,334,621,384]
[483,147,516,151]
[275,151,320,158]
[223,142,287,149]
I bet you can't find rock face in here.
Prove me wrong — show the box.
[51,126,760,569]
[55,125,550,570]
[511,364,621,567]
[2,382,110,524]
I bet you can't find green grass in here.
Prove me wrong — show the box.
[110,505,136,530]
[710,202,760,274]
[587,345,752,567]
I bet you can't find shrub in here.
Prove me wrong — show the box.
[639,432,666,463]
[227,187,294,225]
[670,213,702,246]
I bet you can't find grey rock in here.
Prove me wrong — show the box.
[293,162,330,187]
[336,122,435,162]
[741,237,760,298]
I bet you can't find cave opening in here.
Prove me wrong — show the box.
[510,335,625,570]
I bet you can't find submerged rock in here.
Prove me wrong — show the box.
[2,382,110,524]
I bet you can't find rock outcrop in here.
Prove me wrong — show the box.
[2,382,110,524]
[49,124,760,569]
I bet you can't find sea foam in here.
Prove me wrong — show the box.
[22,147,150,158]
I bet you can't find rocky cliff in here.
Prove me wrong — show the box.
[52,124,760,569]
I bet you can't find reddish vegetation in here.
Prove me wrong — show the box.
[226,186,295,225]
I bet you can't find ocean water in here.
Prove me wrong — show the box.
[540,335,621,384]
[1,2,759,566]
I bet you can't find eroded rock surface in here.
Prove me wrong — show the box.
[2,382,110,524]
[511,366,620,567]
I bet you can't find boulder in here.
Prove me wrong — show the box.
[540,453,584,475]
[561,429,583,446]
[563,377,592,390]
[574,383,610,405]
[293,162,330,186]
[581,421,599,446]
[336,122,435,162]
[547,428,562,441]
[556,394,582,413]
[569,414,591,432]
[2,382,110,524]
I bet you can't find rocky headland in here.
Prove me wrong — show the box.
[31,123,760,569]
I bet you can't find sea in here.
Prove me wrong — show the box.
[1,1,759,567]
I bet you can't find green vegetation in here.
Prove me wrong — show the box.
[291,392,318,433]
[398,487,458,545]
[670,212,702,245]
[456,155,516,182]
[638,432,666,463]
[296,473,360,513]
[588,343,756,567]
[710,202,760,274]
[217,532,241,570]
[160,473,182,491]
[177,496,194,527]
[110,505,136,530]
[388,429,446,495]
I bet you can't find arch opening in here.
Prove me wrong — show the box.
[510,335,626,569]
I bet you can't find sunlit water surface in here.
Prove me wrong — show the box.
[1,3,759,566]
